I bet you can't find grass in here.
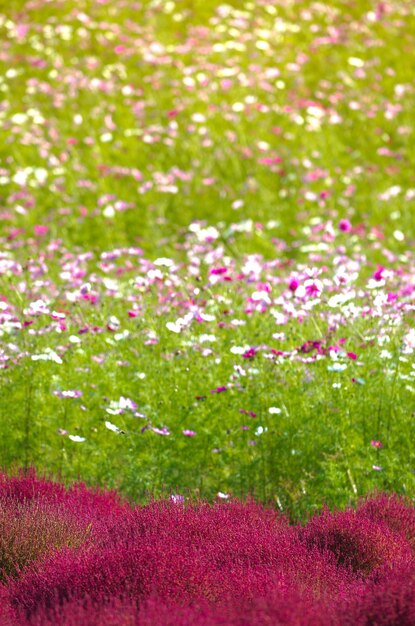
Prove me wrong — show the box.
[0,0,415,517]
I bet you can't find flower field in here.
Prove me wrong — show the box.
[2,0,415,621]
[1,0,415,552]
[0,472,415,625]
[1,0,415,516]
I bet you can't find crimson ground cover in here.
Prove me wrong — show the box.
[0,472,414,625]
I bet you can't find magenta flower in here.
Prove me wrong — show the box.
[242,348,257,360]
[371,440,384,449]
[34,224,48,237]
[373,266,385,281]
[182,430,197,437]
[152,427,170,436]
[300,340,322,354]
[210,386,227,394]
[339,218,352,232]
[304,279,323,298]
[347,352,357,360]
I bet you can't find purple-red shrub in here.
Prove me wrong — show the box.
[356,493,415,550]
[7,500,293,615]
[343,562,415,626]
[0,469,127,520]
[8,498,354,621]
[1,595,139,626]
[0,473,415,626]
[15,591,340,626]
[0,500,89,582]
[0,470,68,504]
[0,469,132,560]
[300,505,411,577]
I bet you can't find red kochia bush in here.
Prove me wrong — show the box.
[8,498,357,620]
[0,469,131,586]
[300,504,412,576]
[0,469,127,521]
[342,562,415,626]
[1,472,415,626]
[356,493,415,549]
[0,500,87,582]
[7,500,291,611]
[15,591,339,626]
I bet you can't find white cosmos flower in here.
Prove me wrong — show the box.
[217,492,230,499]
[31,349,63,364]
[166,321,183,333]
[327,363,347,372]
[68,335,81,344]
[154,257,174,267]
[230,345,251,355]
[255,426,268,436]
[327,291,356,307]
[105,420,123,433]
[198,334,217,343]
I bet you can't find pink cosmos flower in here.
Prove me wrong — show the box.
[34,225,48,236]
[373,266,385,281]
[339,219,352,232]
[242,348,257,360]
[15,23,30,40]
[304,279,323,298]
[210,386,227,394]
[371,440,384,449]
[152,427,170,436]
[182,430,197,437]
